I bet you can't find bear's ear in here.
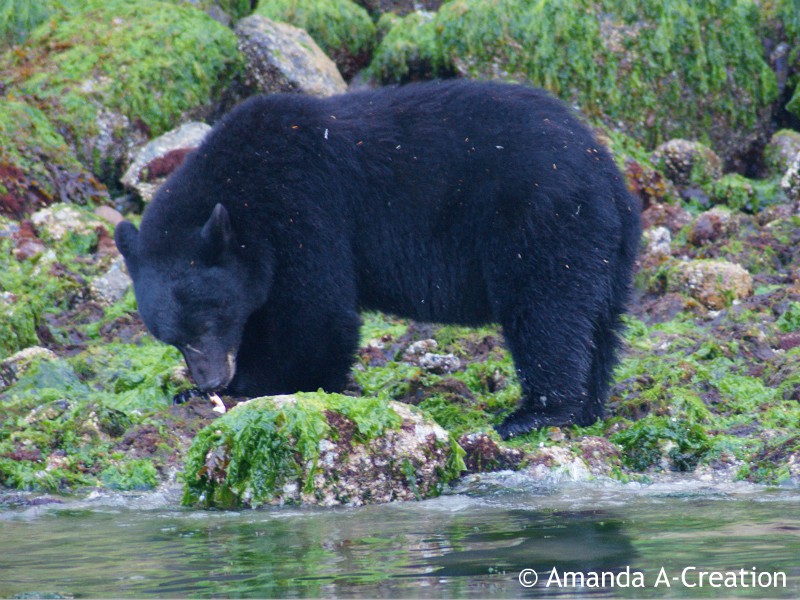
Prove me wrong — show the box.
[200,203,236,261]
[115,221,140,271]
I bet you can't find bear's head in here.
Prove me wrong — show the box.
[115,203,270,392]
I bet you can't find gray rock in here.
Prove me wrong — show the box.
[781,154,800,204]
[642,226,672,258]
[90,258,132,306]
[122,122,212,202]
[235,15,347,97]
[765,129,800,177]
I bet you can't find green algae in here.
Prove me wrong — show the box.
[182,392,463,508]
[709,174,784,213]
[0,99,107,215]
[254,0,375,78]
[369,0,777,154]
[366,11,446,83]
[1,0,241,179]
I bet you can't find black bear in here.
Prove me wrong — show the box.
[115,80,640,438]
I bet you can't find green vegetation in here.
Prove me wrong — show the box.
[182,393,463,508]
[369,0,777,153]
[0,0,241,178]
[0,100,107,213]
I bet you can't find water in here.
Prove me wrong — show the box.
[1,475,799,598]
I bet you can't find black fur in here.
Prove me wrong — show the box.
[115,80,641,438]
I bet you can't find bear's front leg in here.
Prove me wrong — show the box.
[226,302,361,398]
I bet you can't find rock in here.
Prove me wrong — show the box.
[525,446,593,482]
[641,201,692,233]
[652,139,722,187]
[254,0,376,80]
[90,258,132,306]
[459,432,524,472]
[183,393,464,507]
[0,100,109,219]
[764,129,800,177]
[642,226,671,258]
[670,259,753,310]
[404,338,438,357]
[121,122,212,202]
[419,352,460,374]
[2,1,240,181]
[234,15,347,97]
[0,346,58,389]
[687,206,734,246]
[781,154,800,203]
[30,204,102,241]
[94,205,125,227]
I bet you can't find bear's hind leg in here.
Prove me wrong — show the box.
[493,292,598,439]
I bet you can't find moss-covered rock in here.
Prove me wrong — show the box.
[254,0,376,80]
[651,139,723,188]
[709,173,783,213]
[182,393,466,508]
[0,0,242,182]
[369,0,777,163]
[0,99,108,218]
[668,259,754,310]
[366,11,449,83]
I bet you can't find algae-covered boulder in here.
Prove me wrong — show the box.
[369,0,777,163]
[254,0,376,80]
[235,15,348,96]
[651,139,723,188]
[0,0,242,181]
[0,100,108,218]
[669,259,754,310]
[183,393,466,508]
[366,11,448,83]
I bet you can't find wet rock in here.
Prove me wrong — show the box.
[688,207,735,246]
[0,346,58,389]
[121,122,212,203]
[670,259,753,310]
[525,446,592,482]
[739,434,800,486]
[235,15,347,97]
[459,432,524,472]
[183,394,463,507]
[764,129,800,177]
[651,139,722,187]
[577,436,624,477]
[90,257,132,306]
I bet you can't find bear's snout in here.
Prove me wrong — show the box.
[182,347,236,392]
